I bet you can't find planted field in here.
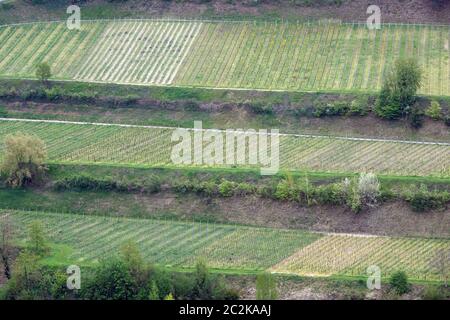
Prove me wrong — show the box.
[0,119,449,176]
[0,20,449,95]
[2,210,448,281]
[3,210,320,270]
[271,234,449,281]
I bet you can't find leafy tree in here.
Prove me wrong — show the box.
[148,281,160,300]
[191,260,215,299]
[82,258,137,300]
[375,58,422,119]
[256,272,278,300]
[28,221,49,257]
[389,271,410,295]
[1,133,47,188]
[120,240,144,277]
[35,62,52,84]
[5,251,42,299]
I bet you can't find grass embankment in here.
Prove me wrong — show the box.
[1,79,448,142]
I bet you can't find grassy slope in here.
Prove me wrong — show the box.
[1,80,449,142]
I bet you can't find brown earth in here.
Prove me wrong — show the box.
[62,190,450,238]
[3,100,449,142]
[226,274,449,300]
[2,1,450,24]
[99,0,450,24]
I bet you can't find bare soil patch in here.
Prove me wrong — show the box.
[125,192,450,238]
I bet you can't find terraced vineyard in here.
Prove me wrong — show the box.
[3,210,320,270]
[0,119,449,176]
[2,210,448,281]
[0,19,449,95]
[271,234,449,281]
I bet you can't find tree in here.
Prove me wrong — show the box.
[0,216,15,279]
[82,258,137,300]
[28,221,49,257]
[148,280,160,300]
[192,260,215,299]
[120,241,144,276]
[35,62,51,84]
[6,251,42,299]
[375,58,422,120]
[389,271,410,295]
[256,272,278,300]
[1,133,47,188]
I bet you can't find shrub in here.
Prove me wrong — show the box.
[444,115,450,126]
[389,271,410,295]
[81,258,137,300]
[357,173,380,208]
[422,285,446,300]
[218,180,235,197]
[348,97,369,116]
[375,58,422,120]
[53,175,160,194]
[235,182,256,196]
[313,101,350,117]
[404,184,449,212]
[197,181,218,196]
[1,133,47,188]
[409,106,424,129]
[425,100,442,120]
[313,183,346,205]
[248,102,274,115]
[274,179,299,201]
[35,62,52,84]
[256,273,278,300]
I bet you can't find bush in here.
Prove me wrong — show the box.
[357,173,380,208]
[389,271,410,295]
[409,106,424,129]
[348,97,369,116]
[35,62,51,84]
[274,179,298,201]
[313,101,350,117]
[82,258,137,300]
[375,58,422,120]
[313,183,346,205]
[1,133,47,188]
[53,175,161,194]
[248,102,274,115]
[256,273,278,300]
[422,285,446,300]
[218,180,236,197]
[444,115,450,126]
[425,100,442,120]
[404,184,449,212]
